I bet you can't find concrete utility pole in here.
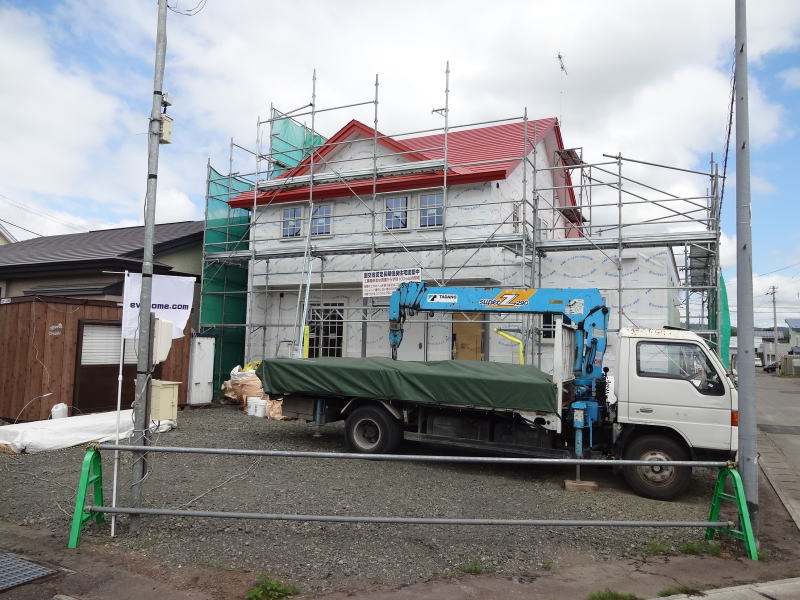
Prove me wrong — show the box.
[735,0,758,536]
[767,285,778,361]
[131,0,168,527]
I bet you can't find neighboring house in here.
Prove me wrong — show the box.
[0,221,203,419]
[0,221,203,301]
[229,118,682,371]
[786,319,800,348]
[758,337,790,364]
[0,222,18,246]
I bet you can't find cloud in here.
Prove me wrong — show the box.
[1,0,800,246]
[720,232,736,269]
[779,67,800,89]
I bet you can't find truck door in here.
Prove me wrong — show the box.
[627,340,731,450]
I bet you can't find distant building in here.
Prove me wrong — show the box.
[786,319,800,349]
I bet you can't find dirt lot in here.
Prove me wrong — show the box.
[2,405,799,599]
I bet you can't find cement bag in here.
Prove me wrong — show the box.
[266,396,287,420]
[234,373,266,410]
[220,380,237,401]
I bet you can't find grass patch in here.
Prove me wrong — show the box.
[658,584,704,596]
[541,558,557,571]
[679,540,721,556]
[244,574,299,600]
[645,541,669,556]
[586,590,642,600]
[457,557,488,575]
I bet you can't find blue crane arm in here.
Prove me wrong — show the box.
[388,281,609,381]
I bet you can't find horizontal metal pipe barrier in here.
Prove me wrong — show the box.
[98,444,729,468]
[91,506,732,528]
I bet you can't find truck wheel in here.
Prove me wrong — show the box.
[345,405,402,454]
[622,435,692,500]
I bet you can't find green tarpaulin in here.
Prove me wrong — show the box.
[258,357,558,413]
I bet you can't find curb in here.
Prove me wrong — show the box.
[653,576,800,599]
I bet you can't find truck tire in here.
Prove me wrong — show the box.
[345,405,402,454]
[622,434,692,500]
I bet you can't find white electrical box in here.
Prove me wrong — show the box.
[152,318,173,365]
[159,114,173,144]
[150,379,180,421]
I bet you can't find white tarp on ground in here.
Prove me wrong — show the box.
[0,410,175,454]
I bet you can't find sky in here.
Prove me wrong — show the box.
[0,0,799,328]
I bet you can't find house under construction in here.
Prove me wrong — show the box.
[199,71,728,392]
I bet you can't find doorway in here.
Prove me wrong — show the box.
[452,312,485,361]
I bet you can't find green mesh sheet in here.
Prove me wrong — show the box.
[202,165,253,393]
[270,109,327,176]
[718,274,731,369]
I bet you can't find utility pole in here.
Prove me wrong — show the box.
[735,0,758,537]
[767,285,778,362]
[131,0,168,529]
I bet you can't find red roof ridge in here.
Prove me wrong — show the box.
[282,119,432,179]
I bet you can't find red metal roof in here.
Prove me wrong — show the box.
[228,117,582,225]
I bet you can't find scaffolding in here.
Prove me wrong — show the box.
[200,67,725,392]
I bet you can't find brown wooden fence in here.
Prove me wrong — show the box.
[0,296,190,422]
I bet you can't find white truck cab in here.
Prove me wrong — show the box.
[611,327,737,498]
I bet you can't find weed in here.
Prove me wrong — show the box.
[586,590,642,600]
[679,540,721,556]
[244,574,299,600]
[541,558,557,571]
[645,541,669,556]
[757,549,773,562]
[457,557,488,575]
[658,584,704,596]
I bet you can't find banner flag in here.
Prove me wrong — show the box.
[122,273,196,339]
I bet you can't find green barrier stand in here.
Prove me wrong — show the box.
[705,466,758,560]
[68,446,105,548]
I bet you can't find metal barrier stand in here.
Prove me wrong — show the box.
[68,445,755,559]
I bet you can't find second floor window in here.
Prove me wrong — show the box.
[311,205,332,236]
[385,196,408,230]
[282,206,302,238]
[419,193,443,228]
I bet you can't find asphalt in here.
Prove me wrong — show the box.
[755,370,800,530]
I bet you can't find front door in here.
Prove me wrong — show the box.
[627,339,732,450]
[452,312,484,361]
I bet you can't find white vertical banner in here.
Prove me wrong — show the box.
[122,273,196,339]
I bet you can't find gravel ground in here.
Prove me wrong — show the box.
[0,405,720,593]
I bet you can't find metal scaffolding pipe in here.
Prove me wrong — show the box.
[97,444,729,467]
[90,506,732,529]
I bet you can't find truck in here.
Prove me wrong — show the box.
[260,282,738,500]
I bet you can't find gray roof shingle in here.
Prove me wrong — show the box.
[786,318,800,331]
[0,221,203,272]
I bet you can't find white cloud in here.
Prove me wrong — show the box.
[779,67,800,89]
[1,0,799,245]
[720,232,737,269]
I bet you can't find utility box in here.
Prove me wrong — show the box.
[159,114,173,144]
[150,379,180,421]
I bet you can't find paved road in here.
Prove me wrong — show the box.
[755,370,800,529]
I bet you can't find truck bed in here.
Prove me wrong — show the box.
[257,357,557,413]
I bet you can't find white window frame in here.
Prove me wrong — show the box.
[281,205,303,239]
[384,195,409,231]
[310,203,333,237]
[418,192,443,228]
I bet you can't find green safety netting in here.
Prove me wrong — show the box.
[201,113,327,394]
[718,274,731,369]
[270,109,327,176]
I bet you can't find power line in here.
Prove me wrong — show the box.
[167,0,207,15]
[756,261,800,277]
[0,194,84,232]
[0,217,42,237]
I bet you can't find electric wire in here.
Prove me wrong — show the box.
[167,0,208,16]
[0,217,42,237]
[719,49,736,214]
[0,194,84,232]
